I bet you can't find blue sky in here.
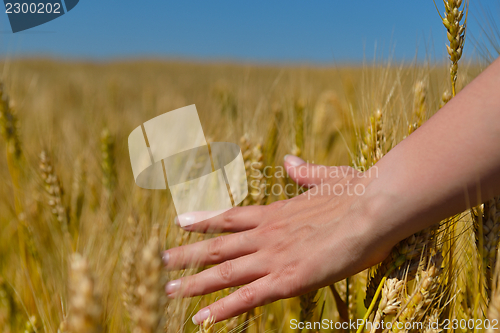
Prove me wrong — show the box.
[0,0,498,64]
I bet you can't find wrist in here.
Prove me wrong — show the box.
[349,169,400,267]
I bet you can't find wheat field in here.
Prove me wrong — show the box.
[1,1,500,332]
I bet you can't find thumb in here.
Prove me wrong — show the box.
[283,154,355,188]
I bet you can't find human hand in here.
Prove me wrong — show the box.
[162,155,393,325]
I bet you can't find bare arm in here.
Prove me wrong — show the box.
[163,57,500,325]
[367,56,500,247]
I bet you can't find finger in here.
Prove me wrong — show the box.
[176,205,266,233]
[284,155,355,188]
[165,255,267,298]
[163,232,257,270]
[191,276,278,325]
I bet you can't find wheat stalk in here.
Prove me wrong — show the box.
[0,278,13,333]
[23,316,39,333]
[241,135,255,206]
[70,156,86,226]
[473,196,500,296]
[101,128,116,220]
[487,253,500,333]
[336,277,359,321]
[264,104,282,167]
[292,98,305,158]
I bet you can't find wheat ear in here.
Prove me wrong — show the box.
[442,0,468,96]
[355,109,385,170]
[365,225,438,308]
[68,253,102,333]
[370,278,404,333]
[392,255,443,333]
[132,225,163,333]
[122,216,140,320]
[198,316,215,333]
[439,90,452,109]
[299,289,318,329]
[0,83,22,161]
[40,150,70,237]
[292,98,305,157]
[408,81,427,135]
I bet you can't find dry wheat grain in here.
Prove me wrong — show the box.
[198,316,215,333]
[408,81,427,135]
[442,0,468,95]
[365,226,439,309]
[132,225,163,333]
[299,290,318,325]
[370,278,404,333]
[122,216,141,320]
[392,255,442,333]
[0,83,22,161]
[68,253,102,333]
[39,150,69,232]
[439,90,452,109]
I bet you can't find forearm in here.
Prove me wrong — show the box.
[362,57,500,246]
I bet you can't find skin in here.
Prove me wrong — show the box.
[163,56,500,325]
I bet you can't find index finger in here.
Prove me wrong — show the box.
[176,205,266,233]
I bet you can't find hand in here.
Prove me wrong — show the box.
[162,155,393,325]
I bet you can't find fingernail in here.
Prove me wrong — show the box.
[284,154,306,167]
[162,251,169,265]
[165,279,181,296]
[175,213,196,227]
[192,308,211,325]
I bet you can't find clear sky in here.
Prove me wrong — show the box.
[0,0,498,64]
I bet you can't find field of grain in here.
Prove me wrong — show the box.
[1,1,500,332]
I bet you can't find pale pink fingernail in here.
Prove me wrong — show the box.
[165,279,181,296]
[192,308,211,325]
[175,213,196,227]
[284,154,305,167]
[162,251,169,265]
